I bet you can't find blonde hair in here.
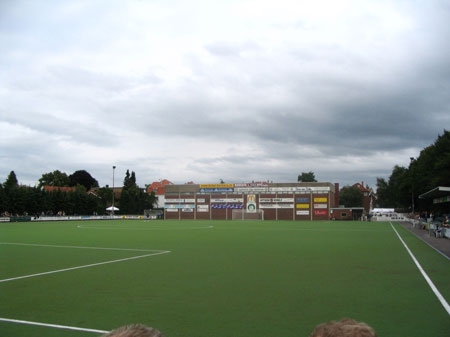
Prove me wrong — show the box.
[309,318,377,337]
[101,324,164,337]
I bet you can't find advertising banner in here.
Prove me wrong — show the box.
[200,188,234,193]
[165,199,195,203]
[197,205,209,212]
[165,204,195,209]
[211,198,244,203]
[270,186,330,192]
[200,184,234,188]
[260,198,294,203]
[260,204,294,209]
[235,187,268,193]
[211,204,243,209]
[199,184,234,193]
[247,194,257,212]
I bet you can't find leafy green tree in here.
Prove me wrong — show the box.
[415,131,450,189]
[4,171,18,191]
[61,185,99,215]
[339,185,363,207]
[19,186,41,215]
[119,187,135,214]
[432,131,450,186]
[120,170,157,214]
[375,177,390,207]
[95,187,113,213]
[123,170,137,188]
[2,171,19,213]
[121,170,136,213]
[141,190,156,211]
[0,184,5,214]
[69,170,99,190]
[38,170,70,188]
[298,171,317,182]
[409,130,450,212]
[389,165,411,209]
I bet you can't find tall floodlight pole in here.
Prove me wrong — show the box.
[410,157,415,221]
[112,166,116,216]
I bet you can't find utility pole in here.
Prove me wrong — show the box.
[112,165,116,216]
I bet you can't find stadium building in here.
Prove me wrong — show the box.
[163,181,339,221]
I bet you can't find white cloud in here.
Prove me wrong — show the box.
[1,0,449,189]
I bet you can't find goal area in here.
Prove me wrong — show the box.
[231,209,264,220]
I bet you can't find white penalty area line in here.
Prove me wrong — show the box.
[0,317,108,334]
[390,222,450,316]
[0,249,171,283]
[0,241,159,252]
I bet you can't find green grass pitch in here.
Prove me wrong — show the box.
[1,220,449,337]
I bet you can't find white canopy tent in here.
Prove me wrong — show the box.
[371,208,395,214]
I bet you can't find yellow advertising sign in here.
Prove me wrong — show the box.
[296,203,310,209]
[199,184,234,188]
[314,197,327,203]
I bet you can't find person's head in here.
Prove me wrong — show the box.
[101,324,164,337]
[309,318,377,337]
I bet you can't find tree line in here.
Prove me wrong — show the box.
[0,169,157,217]
[376,130,450,215]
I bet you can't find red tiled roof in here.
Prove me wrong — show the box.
[147,179,173,195]
[353,181,371,193]
[43,186,76,192]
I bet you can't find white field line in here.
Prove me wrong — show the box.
[0,317,109,334]
[0,241,159,252]
[77,224,214,230]
[390,222,450,315]
[0,242,171,283]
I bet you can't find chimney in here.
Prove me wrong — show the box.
[334,183,340,207]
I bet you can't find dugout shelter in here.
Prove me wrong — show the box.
[330,207,365,220]
[418,186,450,204]
[418,186,450,218]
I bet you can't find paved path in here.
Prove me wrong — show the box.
[398,221,450,259]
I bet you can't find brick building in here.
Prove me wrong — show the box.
[352,181,376,213]
[163,181,338,221]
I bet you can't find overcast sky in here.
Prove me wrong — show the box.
[1,0,449,190]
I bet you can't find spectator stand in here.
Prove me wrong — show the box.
[418,186,450,239]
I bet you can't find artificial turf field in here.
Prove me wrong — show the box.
[0,220,449,337]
